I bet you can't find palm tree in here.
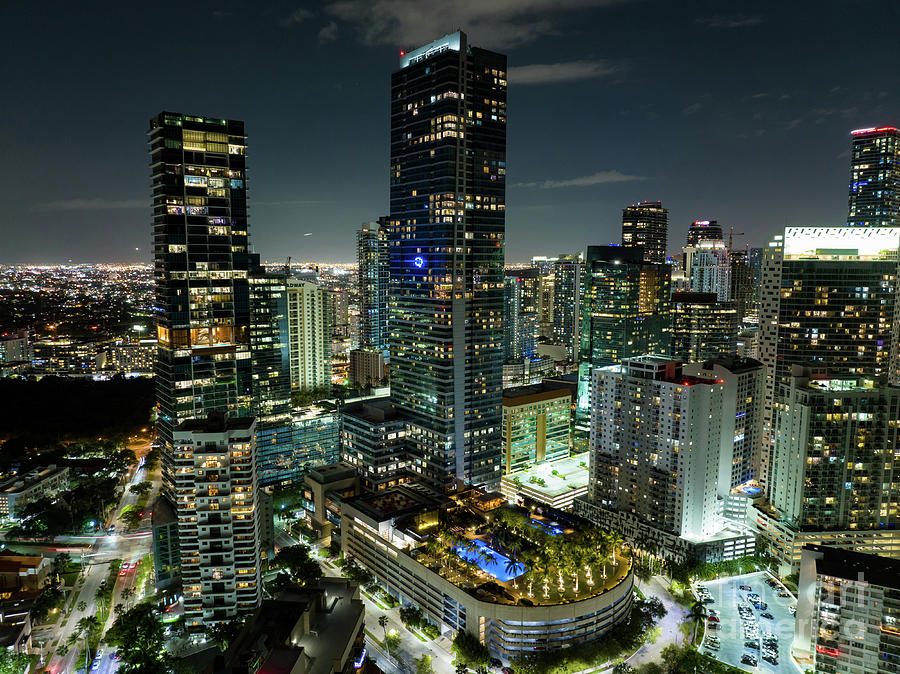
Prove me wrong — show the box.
[378,615,389,645]
[503,556,522,588]
[606,531,624,567]
[688,600,707,642]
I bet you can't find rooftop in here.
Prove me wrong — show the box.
[502,454,590,499]
[502,382,571,405]
[806,544,900,589]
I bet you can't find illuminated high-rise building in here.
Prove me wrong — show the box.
[149,111,252,488]
[577,245,671,407]
[686,219,723,246]
[286,279,332,391]
[357,219,390,353]
[503,275,536,363]
[621,200,668,264]
[387,32,506,490]
[847,126,900,227]
[670,292,737,362]
[551,254,583,360]
[248,258,293,487]
[172,414,261,628]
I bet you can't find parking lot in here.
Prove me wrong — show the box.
[695,571,801,674]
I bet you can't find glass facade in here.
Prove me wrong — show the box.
[501,387,572,474]
[249,261,293,487]
[671,291,737,362]
[149,111,252,493]
[358,219,390,354]
[503,275,536,362]
[388,31,506,490]
[621,200,668,265]
[577,245,671,408]
[551,254,583,360]
[847,126,899,227]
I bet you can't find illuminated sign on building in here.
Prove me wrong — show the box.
[783,227,900,259]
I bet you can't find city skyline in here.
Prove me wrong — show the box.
[4,1,899,263]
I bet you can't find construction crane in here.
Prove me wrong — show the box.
[728,226,745,252]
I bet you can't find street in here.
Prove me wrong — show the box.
[27,444,157,674]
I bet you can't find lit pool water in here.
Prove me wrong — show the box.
[453,539,527,582]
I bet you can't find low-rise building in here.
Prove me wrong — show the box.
[218,578,365,674]
[0,555,49,592]
[501,453,589,512]
[794,545,900,673]
[341,486,634,658]
[302,463,360,543]
[0,466,69,520]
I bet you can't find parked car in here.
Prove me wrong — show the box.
[741,654,758,666]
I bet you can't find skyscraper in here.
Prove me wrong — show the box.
[148,111,252,488]
[551,254,584,360]
[248,258,294,487]
[847,126,900,227]
[357,219,390,354]
[576,356,759,562]
[286,279,332,391]
[670,292,737,362]
[173,415,261,627]
[621,200,668,264]
[686,219,723,246]
[387,32,506,490]
[502,275,536,362]
[577,245,671,408]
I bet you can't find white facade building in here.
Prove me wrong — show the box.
[173,414,261,628]
[286,279,331,390]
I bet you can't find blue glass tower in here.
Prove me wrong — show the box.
[388,32,507,490]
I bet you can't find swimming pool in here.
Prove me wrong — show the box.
[453,539,527,582]
[529,518,563,536]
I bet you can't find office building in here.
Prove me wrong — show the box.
[576,356,759,563]
[756,370,900,573]
[729,248,753,324]
[172,414,261,628]
[757,227,900,493]
[501,382,572,475]
[151,495,180,591]
[340,397,409,492]
[847,126,899,227]
[31,339,100,374]
[108,339,157,374]
[302,463,360,542]
[670,292,737,363]
[287,279,332,391]
[577,245,671,408]
[794,545,900,673]
[249,260,293,487]
[387,31,506,491]
[502,275,536,363]
[149,111,253,499]
[551,254,583,360]
[500,452,590,512]
[621,200,668,264]
[685,242,730,300]
[358,219,390,354]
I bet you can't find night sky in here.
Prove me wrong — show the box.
[3,0,898,264]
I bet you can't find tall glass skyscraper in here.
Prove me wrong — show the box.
[621,200,668,264]
[388,32,506,490]
[149,111,252,490]
[249,258,293,487]
[847,126,899,227]
[358,219,390,354]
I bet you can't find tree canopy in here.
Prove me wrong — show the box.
[106,604,170,674]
